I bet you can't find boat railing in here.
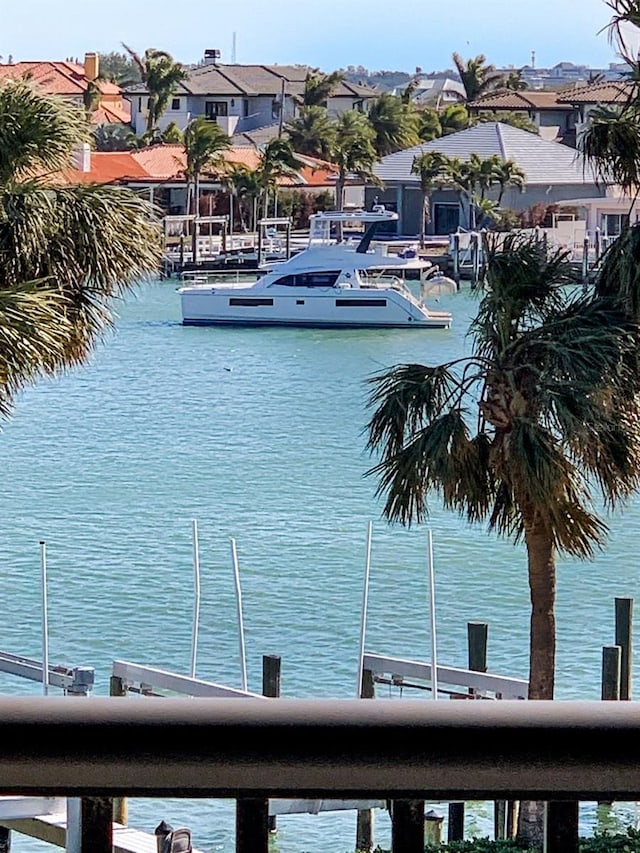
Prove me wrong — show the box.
[0,697,637,853]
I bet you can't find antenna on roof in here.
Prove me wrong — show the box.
[232,32,237,64]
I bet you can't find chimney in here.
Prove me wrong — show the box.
[73,142,91,173]
[203,49,221,66]
[84,52,99,81]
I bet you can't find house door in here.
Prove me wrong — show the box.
[433,203,460,235]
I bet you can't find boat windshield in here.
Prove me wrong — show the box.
[270,271,341,287]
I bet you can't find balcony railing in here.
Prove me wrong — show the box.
[0,697,638,853]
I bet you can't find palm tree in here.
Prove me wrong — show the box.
[367,92,420,156]
[301,69,345,107]
[439,104,470,135]
[122,44,187,133]
[224,164,263,232]
[183,117,231,260]
[93,122,141,151]
[256,138,302,219]
[452,52,505,102]
[330,110,379,214]
[284,106,336,160]
[505,69,528,91]
[494,159,526,205]
[411,151,449,247]
[365,232,640,702]
[0,79,162,419]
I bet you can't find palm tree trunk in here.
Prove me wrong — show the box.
[524,522,556,700]
[420,191,426,249]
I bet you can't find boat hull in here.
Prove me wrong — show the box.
[182,317,451,329]
[179,286,452,330]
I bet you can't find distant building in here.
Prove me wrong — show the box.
[391,75,466,107]
[507,60,630,89]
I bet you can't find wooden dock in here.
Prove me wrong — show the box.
[1,811,203,853]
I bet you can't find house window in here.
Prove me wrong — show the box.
[205,101,228,118]
[243,98,249,117]
[138,97,142,112]
[171,98,181,110]
[601,213,629,239]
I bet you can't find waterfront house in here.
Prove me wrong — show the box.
[63,144,343,213]
[367,121,605,236]
[467,90,577,145]
[0,53,131,125]
[123,54,377,137]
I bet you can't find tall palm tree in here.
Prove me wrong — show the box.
[122,44,187,133]
[365,232,640,702]
[0,79,162,419]
[330,110,379,214]
[284,106,336,160]
[367,92,420,156]
[411,151,449,247]
[452,52,504,102]
[183,117,230,261]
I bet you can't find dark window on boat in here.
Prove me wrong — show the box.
[299,271,340,287]
[336,299,387,307]
[272,271,340,287]
[229,298,273,306]
[296,300,304,304]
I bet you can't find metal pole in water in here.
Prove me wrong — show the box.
[427,529,438,700]
[190,520,201,679]
[230,537,248,692]
[356,521,373,697]
[40,540,49,696]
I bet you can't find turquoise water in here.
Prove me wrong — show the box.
[1,279,639,852]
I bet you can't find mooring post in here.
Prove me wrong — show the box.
[452,233,460,289]
[545,801,579,853]
[110,674,128,826]
[602,645,622,701]
[615,597,633,700]
[262,655,281,833]
[357,668,376,852]
[391,800,425,853]
[236,799,269,853]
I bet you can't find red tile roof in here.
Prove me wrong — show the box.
[469,90,573,110]
[64,144,339,188]
[0,61,120,97]
[556,81,631,104]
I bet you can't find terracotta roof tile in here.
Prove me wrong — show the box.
[64,151,150,184]
[469,90,573,110]
[0,61,121,97]
[556,81,631,104]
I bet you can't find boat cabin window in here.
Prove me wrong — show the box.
[229,297,273,306]
[336,299,387,307]
[272,271,341,287]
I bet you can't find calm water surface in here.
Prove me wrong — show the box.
[1,280,639,852]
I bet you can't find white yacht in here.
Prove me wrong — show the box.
[178,208,453,329]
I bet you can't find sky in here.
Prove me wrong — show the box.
[0,0,635,73]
